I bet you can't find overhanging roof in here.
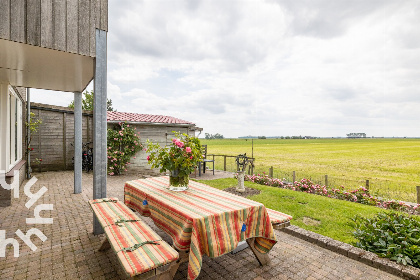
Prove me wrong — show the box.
[0,39,94,92]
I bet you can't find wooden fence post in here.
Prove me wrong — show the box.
[417,186,420,204]
[223,156,227,171]
[366,180,370,190]
[325,175,328,187]
[293,171,296,186]
[269,166,273,178]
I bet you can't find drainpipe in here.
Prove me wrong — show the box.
[27,88,31,179]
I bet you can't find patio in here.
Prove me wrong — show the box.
[0,171,402,280]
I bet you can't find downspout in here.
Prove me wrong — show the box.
[27,88,31,179]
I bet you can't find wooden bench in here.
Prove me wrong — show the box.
[88,198,180,279]
[266,208,292,230]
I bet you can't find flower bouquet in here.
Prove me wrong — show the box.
[146,132,202,191]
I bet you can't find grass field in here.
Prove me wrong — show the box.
[197,178,390,244]
[201,138,420,202]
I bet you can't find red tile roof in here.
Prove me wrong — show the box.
[107,111,194,125]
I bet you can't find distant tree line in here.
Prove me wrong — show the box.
[239,135,316,139]
[205,133,224,139]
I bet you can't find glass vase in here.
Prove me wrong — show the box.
[169,169,189,191]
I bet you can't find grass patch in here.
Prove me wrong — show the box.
[202,138,420,202]
[196,178,388,244]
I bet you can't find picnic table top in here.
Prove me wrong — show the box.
[124,176,277,280]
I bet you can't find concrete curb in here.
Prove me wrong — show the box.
[281,225,420,280]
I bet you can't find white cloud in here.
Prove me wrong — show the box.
[31,0,420,138]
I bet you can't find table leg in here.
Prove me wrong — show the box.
[165,247,189,278]
[99,238,111,251]
[246,238,271,266]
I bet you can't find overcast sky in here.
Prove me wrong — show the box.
[32,0,420,138]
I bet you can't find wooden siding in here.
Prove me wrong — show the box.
[30,103,93,171]
[0,0,108,57]
[29,105,198,174]
[126,124,195,173]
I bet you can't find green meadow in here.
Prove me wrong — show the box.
[197,178,388,244]
[201,138,420,202]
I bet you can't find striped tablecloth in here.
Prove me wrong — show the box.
[124,176,277,280]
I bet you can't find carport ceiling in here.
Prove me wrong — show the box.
[0,39,94,92]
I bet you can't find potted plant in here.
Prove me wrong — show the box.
[146,132,202,191]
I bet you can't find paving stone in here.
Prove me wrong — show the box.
[0,171,407,280]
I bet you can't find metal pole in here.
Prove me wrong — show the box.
[74,91,82,194]
[93,29,108,235]
[417,186,420,204]
[26,88,31,179]
[252,139,253,159]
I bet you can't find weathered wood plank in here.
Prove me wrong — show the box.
[0,0,10,40]
[52,0,66,51]
[66,0,78,53]
[89,0,98,56]
[100,0,108,31]
[10,0,25,43]
[27,0,42,46]
[78,0,90,56]
[40,0,53,48]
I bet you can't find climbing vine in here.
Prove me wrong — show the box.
[107,122,142,175]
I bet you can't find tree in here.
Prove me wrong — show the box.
[68,90,114,111]
[204,133,224,139]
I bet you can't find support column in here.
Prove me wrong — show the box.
[93,29,107,235]
[27,88,31,179]
[74,91,82,194]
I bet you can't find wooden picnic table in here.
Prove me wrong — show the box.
[124,176,277,280]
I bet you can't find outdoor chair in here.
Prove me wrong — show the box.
[198,145,214,176]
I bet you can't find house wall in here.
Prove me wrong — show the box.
[29,103,93,171]
[0,0,108,57]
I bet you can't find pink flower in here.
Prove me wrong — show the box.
[190,156,193,159]
[147,155,150,161]
[186,147,192,153]
[109,172,114,176]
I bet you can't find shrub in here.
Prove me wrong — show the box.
[107,122,143,175]
[352,212,420,267]
[244,174,419,215]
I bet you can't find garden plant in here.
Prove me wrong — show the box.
[107,122,143,175]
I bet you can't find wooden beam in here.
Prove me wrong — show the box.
[0,0,11,40]
[40,0,53,48]
[78,0,89,56]
[10,0,25,43]
[52,0,66,51]
[27,0,41,46]
[66,0,78,53]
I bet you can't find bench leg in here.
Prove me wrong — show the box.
[246,238,271,266]
[98,238,111,251]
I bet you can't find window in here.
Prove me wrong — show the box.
[2,86,23,171]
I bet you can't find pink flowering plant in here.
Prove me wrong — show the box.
[107,122,143,175]
[244,173,420,215]
[146,132,202,186]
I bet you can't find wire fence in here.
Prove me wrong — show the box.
[208,154,418,203]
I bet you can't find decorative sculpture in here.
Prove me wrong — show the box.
[236,154,249,192]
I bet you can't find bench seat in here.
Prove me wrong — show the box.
[266,208,292,230]
[89,198,179,278]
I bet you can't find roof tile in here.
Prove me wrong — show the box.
[106,111,193,125]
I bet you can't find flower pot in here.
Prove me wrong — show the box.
[169,169,189,191]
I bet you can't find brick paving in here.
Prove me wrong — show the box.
[0,171,403,280]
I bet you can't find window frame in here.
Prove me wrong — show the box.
[5,86,23,172]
